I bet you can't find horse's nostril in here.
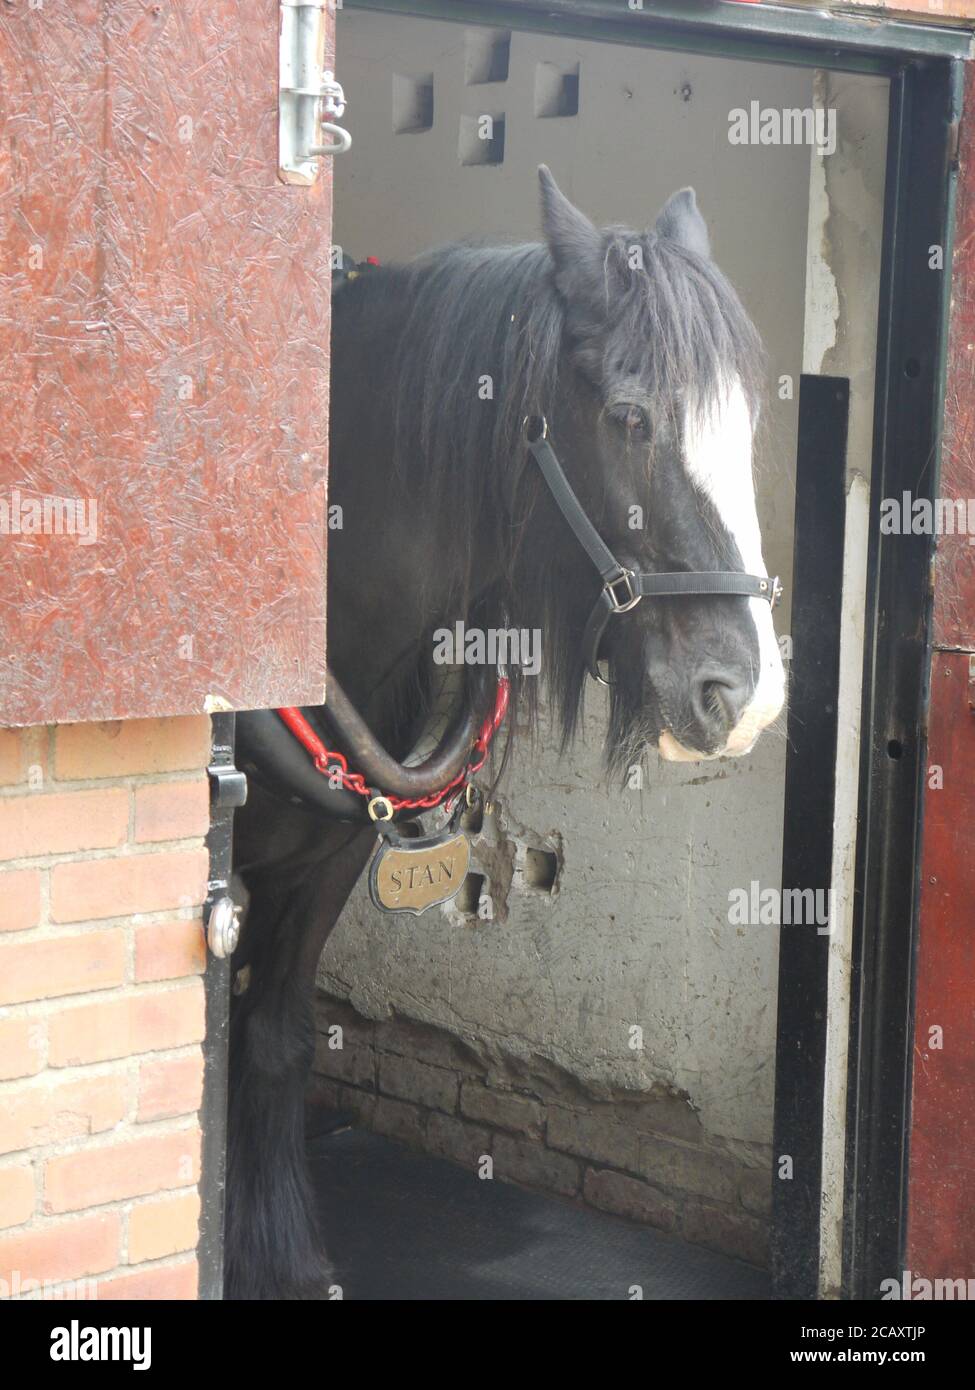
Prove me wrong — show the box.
[702,680,730,724]
[693,671,748,738]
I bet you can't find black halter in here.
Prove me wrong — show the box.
[524,416,783,685]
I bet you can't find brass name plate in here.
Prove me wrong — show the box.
[369,832,470,916]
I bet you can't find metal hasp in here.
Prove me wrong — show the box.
[209,765,248,810]
[279,0,351,185]
[198,712,243,1299]
[204,747,247,956]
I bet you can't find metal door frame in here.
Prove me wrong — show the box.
[345,0,965,1298]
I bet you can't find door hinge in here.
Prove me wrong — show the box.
[279,0,351,186]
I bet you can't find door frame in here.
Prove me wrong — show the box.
[344,0,964,1297]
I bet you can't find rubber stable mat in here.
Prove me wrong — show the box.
[308,1125,771,1301]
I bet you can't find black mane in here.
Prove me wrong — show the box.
[334,232,764,756]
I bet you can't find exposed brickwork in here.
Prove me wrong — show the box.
[312,991,771,1268]
[0,868,43,934]
[0,716,209,1301]
[127,1191,201,1263]
[136,1054,205,1124]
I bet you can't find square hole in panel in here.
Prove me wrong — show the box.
[534,62,580,118]
[459,113,505,167]
[393,73,434,133]
[455,872,486,917]
[523,847,558,893]
[465,29,511,85]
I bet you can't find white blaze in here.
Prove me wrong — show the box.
[658,379,786,761]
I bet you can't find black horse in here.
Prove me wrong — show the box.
[226,168,786,1299]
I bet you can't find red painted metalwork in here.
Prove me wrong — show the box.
[0,1,334,725]
[907,61,975,1279]
[277,676,511,810]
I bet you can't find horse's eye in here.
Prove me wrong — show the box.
[624,406,651,440]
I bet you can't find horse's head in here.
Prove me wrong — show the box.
[538,167,786,764]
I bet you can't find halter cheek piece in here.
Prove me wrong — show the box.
[523,416,783,686]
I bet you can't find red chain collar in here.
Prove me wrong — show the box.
[275,676,510,813]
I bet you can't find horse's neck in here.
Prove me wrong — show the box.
[327,275,505,727]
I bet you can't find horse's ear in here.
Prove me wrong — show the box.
[538,165,603,290]
[654,188,710,258]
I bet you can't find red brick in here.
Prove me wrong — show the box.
[48,981,205,1067]
[55,717,210,780]
[0,870,42,934]
[128,1191,200,1262]
[0,1017,45,1080]
[0,729,25,786]
[0,1165,35,1230]
[0,1072,128,1156]
[0,727,46,789]
[50,849,208,922]
[134,779,209,844]
[0,1211,119,1285]
[0,788,128,860]
[135,919,205,983]
[97,1259,198,1301]
[44,1127,201,1213]
[137,1052,204,1122]
[0,929,126,1006]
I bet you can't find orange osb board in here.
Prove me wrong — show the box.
[0,0,332,727]
[0,716,209,1301]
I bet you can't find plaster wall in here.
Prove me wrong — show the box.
[317,12,879,1173]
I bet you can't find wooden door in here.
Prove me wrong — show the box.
[0,0,335,725]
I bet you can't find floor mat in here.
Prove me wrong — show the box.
[308,1125,772,1301]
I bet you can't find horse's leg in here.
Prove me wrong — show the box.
[224,818,376,1300]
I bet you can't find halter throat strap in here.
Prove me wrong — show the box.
[523,415,782,685]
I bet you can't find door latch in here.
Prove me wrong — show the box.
[279,1,351,186]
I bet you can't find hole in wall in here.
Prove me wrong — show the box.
[393,74,434,133]
[459,113,505,166]
[887,739,904,760]
[455,871,486,916]
[534,62,580,118]
[465,28,511,85]
[523,847,558,892]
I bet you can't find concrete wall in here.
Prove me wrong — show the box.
[314,10,877,1261]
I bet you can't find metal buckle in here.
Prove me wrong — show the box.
[759,576,784,609]
[604,568,641,613]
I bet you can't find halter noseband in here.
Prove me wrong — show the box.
[523,415,783,686]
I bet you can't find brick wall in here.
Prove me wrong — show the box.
[311,992,772,1267]
[0,717,211,1301]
